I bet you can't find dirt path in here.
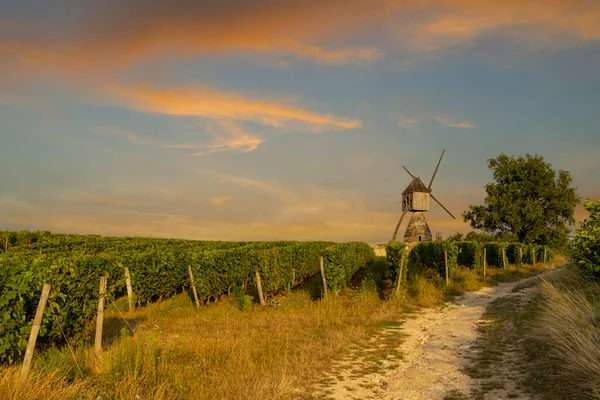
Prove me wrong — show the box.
[309,269,561,400]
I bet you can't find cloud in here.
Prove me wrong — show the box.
[69,194,138,207]
[397,118,420,129]
[210,196,231,206]
[389,0,600,54]
[284,41,382,65]
[104,84,361,130]
[92,122,264,155]
[1,0,598,78]
[0,193,35,211]
[196,120,264,155]
[0,0,391,77]
[433,115,475,129]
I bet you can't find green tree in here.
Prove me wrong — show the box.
[462,153,579,248]
[571,199,600,281]
[446,232,464,242]
[464,231,497,243]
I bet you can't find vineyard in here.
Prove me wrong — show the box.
[386,240,555,287]
[0,230,374,364]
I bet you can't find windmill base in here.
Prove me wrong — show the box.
[404,212,433,243]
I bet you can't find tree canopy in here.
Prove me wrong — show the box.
[462,153,579,248]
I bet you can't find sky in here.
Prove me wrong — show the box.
[1,0,599,244]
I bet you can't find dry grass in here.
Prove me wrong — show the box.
[524,267,600,399]
[407,275,445,307]
[451,267,483,292]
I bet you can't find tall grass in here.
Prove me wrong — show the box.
[526,268,600,399]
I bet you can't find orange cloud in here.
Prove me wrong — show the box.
[210,196,232,206]
[104,84,361,130]
[396,0,600,52]
[433,115,475,129]
[197,119,264,155]
[92,122,265,155]
[3,0,598,79]
[0,0,391,76]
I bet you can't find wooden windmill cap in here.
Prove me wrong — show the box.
[402,177,430,195]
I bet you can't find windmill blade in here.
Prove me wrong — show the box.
[430,193,456,219]
[391,209,409,241]
[402,165,417,179]
[428,149,445,190]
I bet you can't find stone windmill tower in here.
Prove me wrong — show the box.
[391,149,456,242]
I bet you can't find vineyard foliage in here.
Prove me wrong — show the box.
[0,231,373,364]
[409,242,459,277]
[387,240,554,279]
[456,242,484,269]
[483,242,508,268]
[385,241,408,285]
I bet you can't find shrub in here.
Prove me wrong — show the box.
[571,199,600,281]
[232,286,253,312]
[322,242,375,292]
[457,241,483,269]
[385,241,408,287]
[506,243,526,266]
[409,241,458,278]
[483,242,509,268]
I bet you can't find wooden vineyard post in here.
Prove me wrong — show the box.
[395,254,406,294]
[320,256,328,299]
[292,268,296,286]
[544,247,547,264]
[124,267,134,312]
[255,270,266,306]
[532,247,536,265]
[4,237,7,251]
[20,283,51,381]
[519,247,523,268]
[188,266,200,310]
[483,248,487,278]
[444,250,449,286]
[502,248,507,269]
[95,276,107,353]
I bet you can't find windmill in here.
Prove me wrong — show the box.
[391,149,456,242]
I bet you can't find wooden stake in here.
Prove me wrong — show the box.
[483,248,487,278]
[502,248,507,269]
[444,250,449,286]
[20,283,51,381]
[519,247,523,268]
[292,268,296,286]
[255,270,266,306]
[395,254,406,294]
[544,247,547,264]
[320,256,328,299]
[95,276,107,353]
[4,237,7,251]
[532,247,536,265]
[188,266,200,310]
[124,267,134,312]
